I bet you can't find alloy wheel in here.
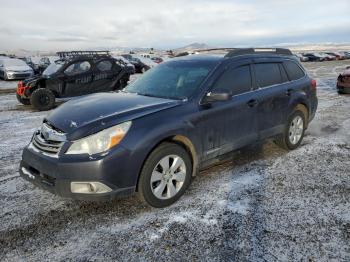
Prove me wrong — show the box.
[288,115,304,145]
[150,154,186,200]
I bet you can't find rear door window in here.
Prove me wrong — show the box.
[97,60,113,71]
[64,61,91,76]
[283,60,305,81]
[212,65,252,96]
[254,63,282,88]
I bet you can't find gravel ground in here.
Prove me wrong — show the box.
[0,61,349,261]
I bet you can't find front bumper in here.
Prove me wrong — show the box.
[6,72,33,80]
[19,143,137,201]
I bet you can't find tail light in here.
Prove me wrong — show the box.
[311,79,317,90]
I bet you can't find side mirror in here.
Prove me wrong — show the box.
[205,91,231,103]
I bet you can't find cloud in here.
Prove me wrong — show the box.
[0,0,349,51]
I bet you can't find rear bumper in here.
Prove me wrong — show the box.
[19,143,138,201]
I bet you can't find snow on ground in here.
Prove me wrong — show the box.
[0,62,349,261]
[0,79,17,92]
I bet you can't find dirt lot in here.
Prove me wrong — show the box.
[0,61,349,261]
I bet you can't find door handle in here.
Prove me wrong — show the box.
[286,89,293,96]
[247,99,259,107]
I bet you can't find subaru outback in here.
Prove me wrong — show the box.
[19,48,318,208]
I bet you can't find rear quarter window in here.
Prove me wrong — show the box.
[284,60,305,81]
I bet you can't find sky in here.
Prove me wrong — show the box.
[0,0,349,51]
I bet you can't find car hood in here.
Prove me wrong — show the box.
[6,65,32,71]
[46,92,181,140]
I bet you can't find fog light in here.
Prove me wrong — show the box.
[70,182,112,194]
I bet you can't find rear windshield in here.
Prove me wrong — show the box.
[124,60,216,99]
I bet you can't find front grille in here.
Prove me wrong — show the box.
[32,123,66,155]
[32,132,64,154]
[14,73,31,77]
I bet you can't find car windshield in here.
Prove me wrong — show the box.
[4,59,27,66]
[43,61,64,76]
[124,60,215,100]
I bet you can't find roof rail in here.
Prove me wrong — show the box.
[194,48,237,53]
[56,50,110,59]
[225,48,292,58]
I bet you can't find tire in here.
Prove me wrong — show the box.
[16,93,31,105]
[3,72,8,81]
[141,67,146,73]
[138,142,192,208]
[30,88,55,111]
[275,110,306,150]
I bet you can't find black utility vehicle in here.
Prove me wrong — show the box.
[121,54,153,73]
[20,48,318,208]
[16,51,131,111]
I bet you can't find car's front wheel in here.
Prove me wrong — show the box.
[30,88,55,111]
[275,110,306,150]
[138,142,192,208]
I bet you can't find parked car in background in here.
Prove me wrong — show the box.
[337,67,350,94]
[38,56,60,73]
[315,53,334,61]
[122,54,157,73]
[19,48,317,207]
[18,56,40,74]
[113,55,135,74]
[340,51,350,59]
[151,57,163,64]
[122,54,145,73]
[0,58,34,80]
[294,53,309,62]
[16,51,131,110]
[133,56,158,73]
[326,52,345,60]
[302,53,323,62]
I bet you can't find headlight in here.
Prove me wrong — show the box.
[66,121,131,155]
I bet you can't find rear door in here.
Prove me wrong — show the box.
[252,59,291,139]
[196,60,259,160]
[63,60,93,97]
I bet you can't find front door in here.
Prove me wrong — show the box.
[194,60,258,161]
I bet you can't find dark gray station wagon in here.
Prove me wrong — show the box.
[20,48,318,208]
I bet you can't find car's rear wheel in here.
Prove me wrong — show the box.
[141,67,146,73]
[30,88,55,111]
[138,142,192,208]
[275,110,306,150]
[16,93,30,105]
